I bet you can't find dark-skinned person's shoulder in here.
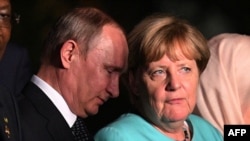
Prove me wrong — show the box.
[0,42,33,96]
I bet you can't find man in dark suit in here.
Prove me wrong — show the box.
[18,7,128,141]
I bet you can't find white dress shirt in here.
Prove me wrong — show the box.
[31,75,76,127]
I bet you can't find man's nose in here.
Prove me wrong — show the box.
[107,76,120,98]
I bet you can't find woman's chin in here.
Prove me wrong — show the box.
[163,112,189,122]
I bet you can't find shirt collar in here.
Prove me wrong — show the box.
[31,75,77,127]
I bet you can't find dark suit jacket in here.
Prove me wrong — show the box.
[18,82,75,141]
[0,84,21,141]
[0,43,33,97]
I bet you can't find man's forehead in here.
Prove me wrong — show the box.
[0,0,11,10]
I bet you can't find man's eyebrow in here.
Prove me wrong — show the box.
[106,65,126,74]
[116,67,126,73]
[0,5,10,11]
[110,66,122,72]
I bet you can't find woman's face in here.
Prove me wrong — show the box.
[139,49,199,122]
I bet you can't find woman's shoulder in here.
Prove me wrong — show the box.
[188,114,218,128]
[98,113,147,130]
[94,113,171,141]
[188,114,216,125]
[94,113,145,141]
[188,114,223,140]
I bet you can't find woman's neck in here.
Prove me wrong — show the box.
[154,121,191,141]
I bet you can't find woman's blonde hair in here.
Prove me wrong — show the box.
[127,13,210,74]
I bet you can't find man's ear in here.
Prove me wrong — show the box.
[60,40,79,69]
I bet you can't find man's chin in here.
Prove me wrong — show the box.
[87,107,99,116]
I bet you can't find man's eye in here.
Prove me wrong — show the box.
[0,14,10,19]
[106,68,114,74]
[107,69,112,74]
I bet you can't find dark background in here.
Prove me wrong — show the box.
[10,0,250,134]
[11,0,250,71]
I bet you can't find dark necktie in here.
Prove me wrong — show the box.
[71,117,93,141]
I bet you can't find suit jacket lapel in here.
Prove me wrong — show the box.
[24,82,74,141]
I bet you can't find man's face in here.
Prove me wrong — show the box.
[0,0,11,59]
[67,25,128,117]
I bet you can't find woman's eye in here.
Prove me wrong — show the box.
[152,70,165,75]
[181,67,191,72]
[150,69,166,81]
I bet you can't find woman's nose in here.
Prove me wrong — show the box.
[165,73,181,91]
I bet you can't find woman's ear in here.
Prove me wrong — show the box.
[129,71,139,96]
[60,40,79,69]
